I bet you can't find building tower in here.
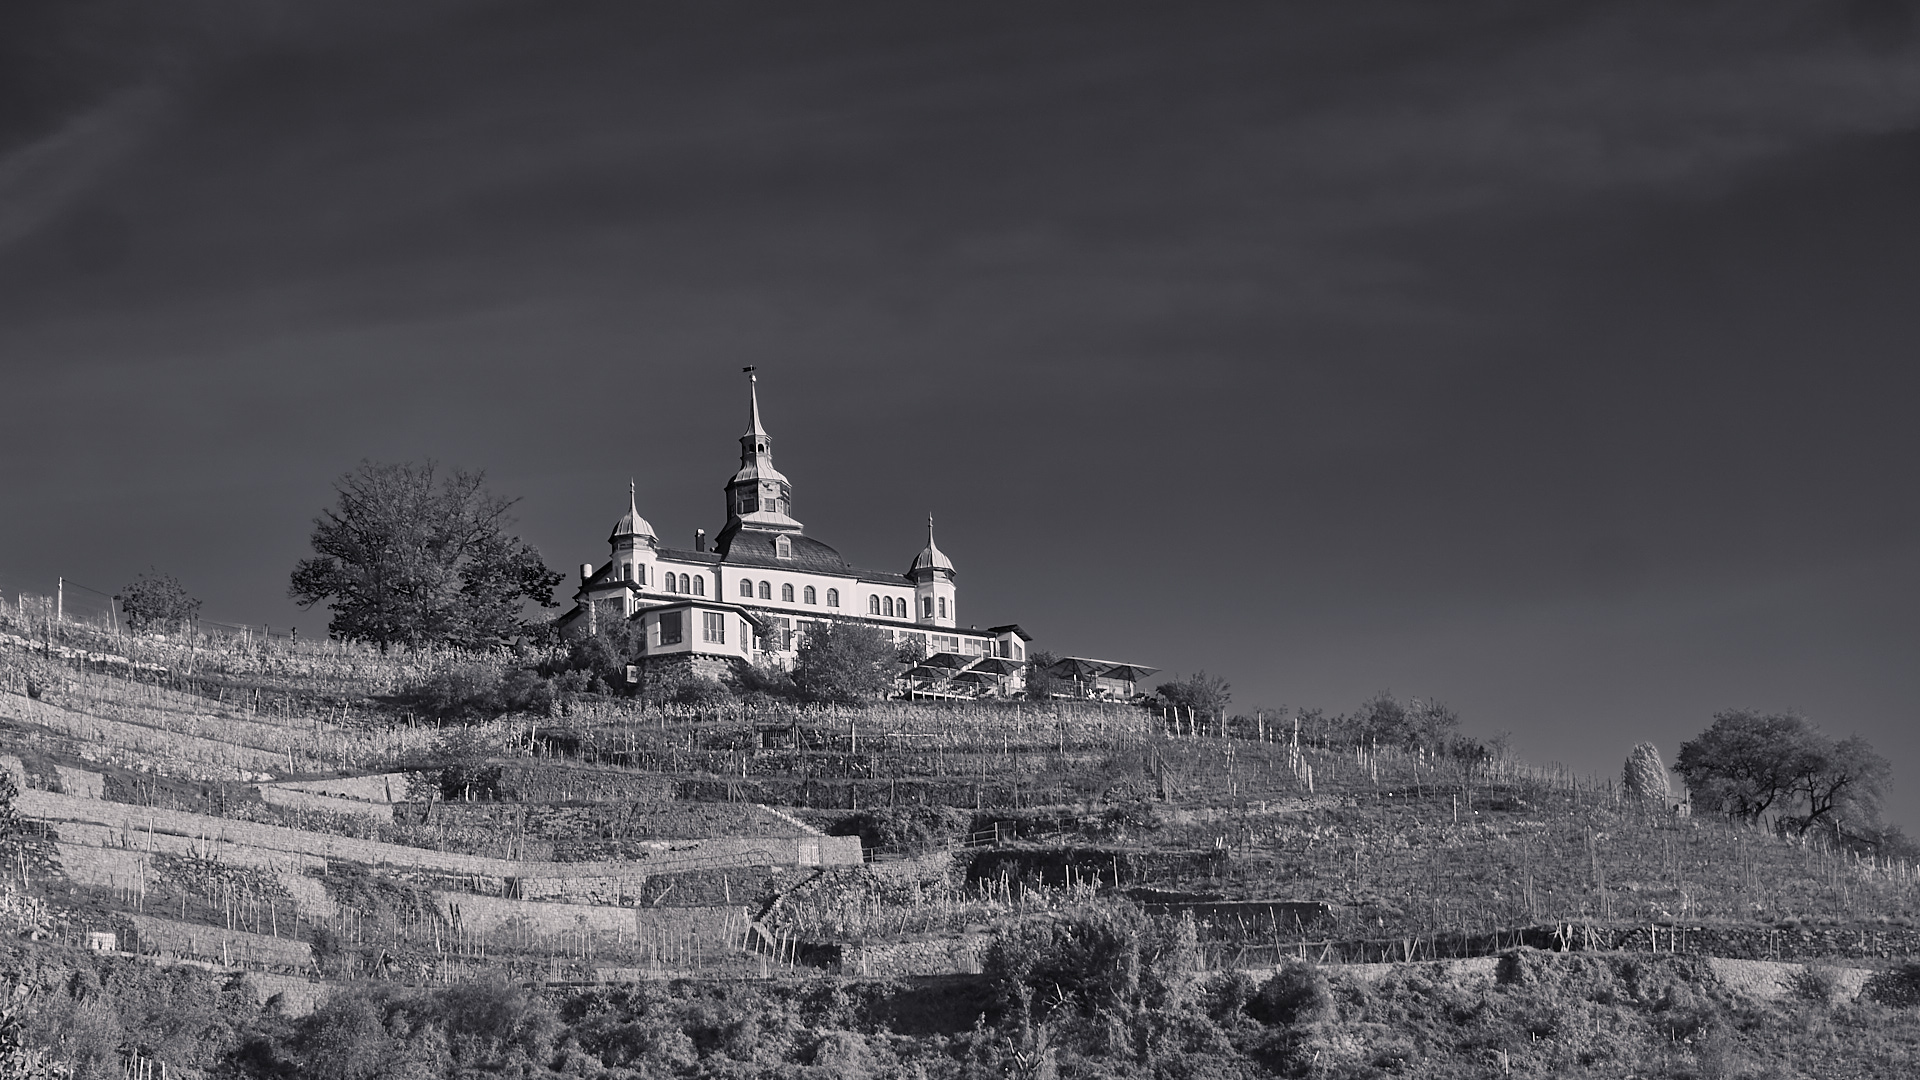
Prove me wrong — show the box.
[608,481,657,611]
[715,369,803,555]
[908,514,956,628]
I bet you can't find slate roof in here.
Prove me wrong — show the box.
[704,529,909,585]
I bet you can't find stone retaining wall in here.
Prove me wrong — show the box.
[269,773,409,803]
[118,912,314,968]
[51,765,103,798]
[256,785,394,822]
[22,792,860,882]
[436,892,745,938]
[494,763,677,805]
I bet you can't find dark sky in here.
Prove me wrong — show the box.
[4,1,1919,823]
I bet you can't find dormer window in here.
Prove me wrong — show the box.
[775,535,792,559]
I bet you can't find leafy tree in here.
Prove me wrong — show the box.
[793,622,896,705]
[118,569,200,634]
[1025,649,1062,699]
[289,461,564,649]
[1154,671,1231,718]
[1675,710,1892,838]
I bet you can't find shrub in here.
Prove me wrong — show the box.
[1864,963,1920,1008]
[1247,964,1334,1026]
[119,570,201,635]
[644,675,733,710]
[1789,964,1841,1006]
[729,660,798,704]
[983,904,1201,1030]
[831,805,969,856]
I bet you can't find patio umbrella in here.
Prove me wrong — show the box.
[924,651,972,669]
[907,665,949,680]
[1100,664,1159,682]
[1049,657,1106,679]
[969,656,1023,675]
[950,670,997,686]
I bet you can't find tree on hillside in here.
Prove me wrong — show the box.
[792,621,897,705]
[288,461,564,649]
[1155,671,1231,718]
[118,570,201,634]
[1622,742,1670,806]
[1675,710,1892,838]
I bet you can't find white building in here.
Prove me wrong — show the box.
[558,372,1031,687]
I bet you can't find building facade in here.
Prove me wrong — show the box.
[557,373,1031,686]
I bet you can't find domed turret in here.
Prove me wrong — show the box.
[909,522,954,575]
[609,482,656,545]
[908,514,956,628]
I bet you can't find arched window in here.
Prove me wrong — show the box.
[693,576,705,597]
[869,595,881,615]
[826,589,839,607]
[922,597,933,619]
[803,586,817,605]
[781,583,794,603]
[740,579,753,598]
[881,596,893,617]
[758,581,771,600]
[678,574,691,593]
[665,575,678,594]
[775,535,792,559]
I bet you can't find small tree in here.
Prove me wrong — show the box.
[792,621,897,705]
[1025,649,1062,699]
[1155,671,1231,718]
[118,570,200,634]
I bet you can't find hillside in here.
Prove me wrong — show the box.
[2,611,1918,1078]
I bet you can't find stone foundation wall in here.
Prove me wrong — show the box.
[640,654,743,684]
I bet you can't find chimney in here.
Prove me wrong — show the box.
[695,529,707,553]
[580,562,593,582]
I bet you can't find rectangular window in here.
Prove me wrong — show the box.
[703,611,726,643]
[740,620,752,652]
[938,597,947,618]
[659,611,682,646]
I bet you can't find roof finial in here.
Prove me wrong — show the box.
[743,365,766,439]
[928,512,935,542]
[629,478,637,510]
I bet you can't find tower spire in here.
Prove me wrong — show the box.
[744,365,766,439]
